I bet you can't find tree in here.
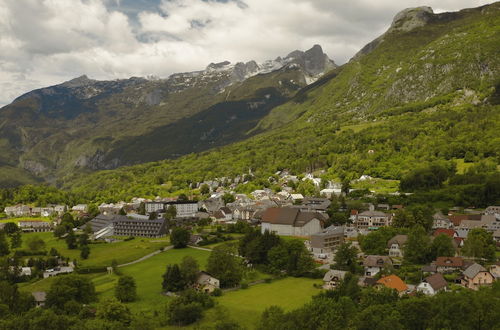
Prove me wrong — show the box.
[222,193,235,205]
[180,256,199,285]
[115,275,137,302]
[46,275,96,309]
[138,202,146,215]
[462,228,495,261]
[26,236,46,252]
[392,205,433,231]
[178,193,189,201]
[359,227,399,255]
[429,234,455,260]
[162,264,185,292]
[78,233,89,247]
[10,231,22,249]
[96,297,132,326]
[404,226,431,264]
[166,299,203,326]
[118,207,126,215]
[3,223,19,235]
[80,245,90,259]
[148,212,157,220]
[87,203,99,218]
[334,242,361,274]
[200,184,210,195]
[65,231,77,249]
[207,245,243,288]
[171,227,190,248]
[165,205,177,220]
[0,231,10,256]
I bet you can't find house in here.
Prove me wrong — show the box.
[43,266,74,278]
[297,198,331,213]
[199,198,224,213]
[320,188,342,198]
[20,267,32,277]
[195,271,220,293]
[433,228,457,238]
[4,205,31,217]
[72,204,88,213]
[494,229,500,244]
[218,207,233,221]
[421,264,438,274]
[461,263,494,290]
[85,214,168,238]
[32,292,46,307]
[448,214,481,227]
[166,201,199,218]
[145,201,166,214]
[485,206,500,215]
[289,194,304,203]
[376,275,409,295]
[233,207,254,221]
[435,257,464,273]
[387,235,408,258]
[433,212,452,229]
[377,204,390,211]
[363,255,392,276]
[323,270,347,290]
[189,234,203,246]
[261,207,325,237]
[355,211,392,230]
[310,226,344,253]
[489,262,500,279]
[18,221,52,232]
[416,273,448,295]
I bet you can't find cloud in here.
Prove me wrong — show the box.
[0,0,494,106]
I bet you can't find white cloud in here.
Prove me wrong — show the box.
[0,0,495,106]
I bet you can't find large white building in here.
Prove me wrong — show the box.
[261,207,325,237]
[166,201,198,218]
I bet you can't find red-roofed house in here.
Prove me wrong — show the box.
[376,275,409,295]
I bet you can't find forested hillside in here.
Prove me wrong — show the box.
[63,3,500,202]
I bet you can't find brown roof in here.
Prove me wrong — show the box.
[433,229,456,238]
[424,273,447,291]
[387,235,408,248]
[377,275,408,292]
[448,214,481,226]
[435,257,463,268]
[363,255,392,267]
[261,207,324,227]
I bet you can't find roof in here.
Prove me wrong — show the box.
[220,207,232,214]
[323,269,347,282]
[312,225,344,238]
[435,257,463,268]
[387,235,408,248]
[463,263,487,279]
[433,229,456,238]
[421,264,437,273]
[358,211,390,217]
[448,214,481,226]
[32,291,46,302]
[423,273,447,291]
[261,207,324,227]
[363,255,392,267]
[197,271,217,285]
[377,275,408,292]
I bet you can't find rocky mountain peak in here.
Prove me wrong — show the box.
[390,6,434,33]
[286,44,336,76]
[61,74,96,88]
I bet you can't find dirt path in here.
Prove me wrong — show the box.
[117,245,173,268]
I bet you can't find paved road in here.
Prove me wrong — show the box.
[117,245,173,268]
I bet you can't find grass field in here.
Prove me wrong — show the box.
[199,277,322,329]
[17,232,169,267]
[0,217,52,224]
[351,177,400,194]
[93,247,212,313]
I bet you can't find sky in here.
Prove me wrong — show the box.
[0,0,495,107]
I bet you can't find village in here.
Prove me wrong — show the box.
[1,168,499,319]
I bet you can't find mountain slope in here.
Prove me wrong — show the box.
[64,3,500,201]
[0,45,335,186]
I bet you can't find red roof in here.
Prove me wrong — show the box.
[350,210,358,215]
[376,275,408,292]
[433,229,456,238]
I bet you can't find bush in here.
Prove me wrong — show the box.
[240,282,249,289]
[212,288,223,297]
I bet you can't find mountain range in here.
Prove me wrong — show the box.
[0,44,336,186]
[1,2,499,197]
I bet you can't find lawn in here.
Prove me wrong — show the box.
[351,177,400,194]
[17,232,169,267]
[93,247,212,313]
[199,277,322,329]
[0,217,52,224]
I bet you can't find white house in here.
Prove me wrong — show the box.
[261,207,325,237]
[416,273,448,295]
[387,235,408,258]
